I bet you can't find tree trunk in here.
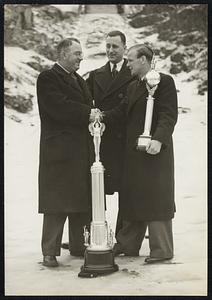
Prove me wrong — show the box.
[24,6,33,29]
[16,5,33,30]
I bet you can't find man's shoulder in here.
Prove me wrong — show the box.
[38,67,54,80]
[159,72,174,83]
[128,78,138,89]
[157,72,176,93]
[90,63,109,75]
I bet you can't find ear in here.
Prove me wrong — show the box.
[140,55,146,64]
[138,56,143,64]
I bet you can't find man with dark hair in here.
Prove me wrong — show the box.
[103,44,178,262]
[86,30,135,244]
[37,38,97,267]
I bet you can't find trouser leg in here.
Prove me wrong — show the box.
[115,209,123,237]
[115,191,124,237]
[68,213,90,254]
[41,213,67,256]
[116,220,147,255]
[148,220,174,259]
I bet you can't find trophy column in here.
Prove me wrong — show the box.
[78,112,118,278]
[136,69,161,151]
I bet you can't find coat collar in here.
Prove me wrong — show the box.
[94,59,133,99]
[127,72,164,113]
[52,63,82,94]
[52,63,92,106]
[109,59,124,72]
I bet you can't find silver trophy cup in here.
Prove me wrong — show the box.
[136,69,161,151]
[78,111,118,277]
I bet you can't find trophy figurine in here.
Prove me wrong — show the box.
[136,69,161,151]
[78,110,118,278]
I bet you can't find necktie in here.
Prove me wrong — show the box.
[112,63,118,78]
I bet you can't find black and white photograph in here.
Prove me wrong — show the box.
[4,3,208,296]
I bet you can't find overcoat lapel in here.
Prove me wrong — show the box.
[127,80,148,114]
[64,74,82,94]
[76,73,93,106]
[94,62,112,96]
[94,59,132,101]
[52,63,83,96]
[107,61,132,98]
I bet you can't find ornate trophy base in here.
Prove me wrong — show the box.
[136,134,151,151]
[78,248,119,278]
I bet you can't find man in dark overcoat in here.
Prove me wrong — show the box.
[37,38,96,267]
[61,31,135,251]
[86,30,135,241]
[103,44,178,263]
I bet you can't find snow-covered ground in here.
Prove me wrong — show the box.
[4,10,207,296]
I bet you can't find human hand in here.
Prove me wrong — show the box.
[89,108,102,122]
[146,140,162,155]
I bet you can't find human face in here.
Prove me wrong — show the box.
[63,41,83,72]
[106,35,126,64]
[127,49,143,77]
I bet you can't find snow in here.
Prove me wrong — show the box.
[4,47,53,112]
[51,4,80,14]
[4,10,207,296]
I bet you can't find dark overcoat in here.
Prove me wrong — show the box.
[37,63,93,214]
[86,59,135,193]
[104,73,178,221]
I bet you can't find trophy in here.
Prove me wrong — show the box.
[78,110,118,278]
[136,69,161,151]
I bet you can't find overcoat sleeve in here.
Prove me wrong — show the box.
[37,71,91,126]
[152,75,178,146]
[102,97,128,125]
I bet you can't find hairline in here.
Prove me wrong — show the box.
[128,44,153,63]
[106,31,126,46]
[57,38,81,56]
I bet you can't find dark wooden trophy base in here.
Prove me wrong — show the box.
[78,248,119,278]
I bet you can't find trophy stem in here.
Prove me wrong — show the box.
[136,95,154,151]
[136,73,160,152]
[91,162,105,223]
[143,96,154,136]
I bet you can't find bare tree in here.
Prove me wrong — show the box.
[16,5,33,30]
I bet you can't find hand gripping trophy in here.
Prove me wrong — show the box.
[136,63,161,151]
[78,110,118,278]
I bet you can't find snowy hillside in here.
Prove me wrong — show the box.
[4,4,207,115]
[5,4,207,296]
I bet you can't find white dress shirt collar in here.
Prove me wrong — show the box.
[109,59,124,72]
[56,62,70,74]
